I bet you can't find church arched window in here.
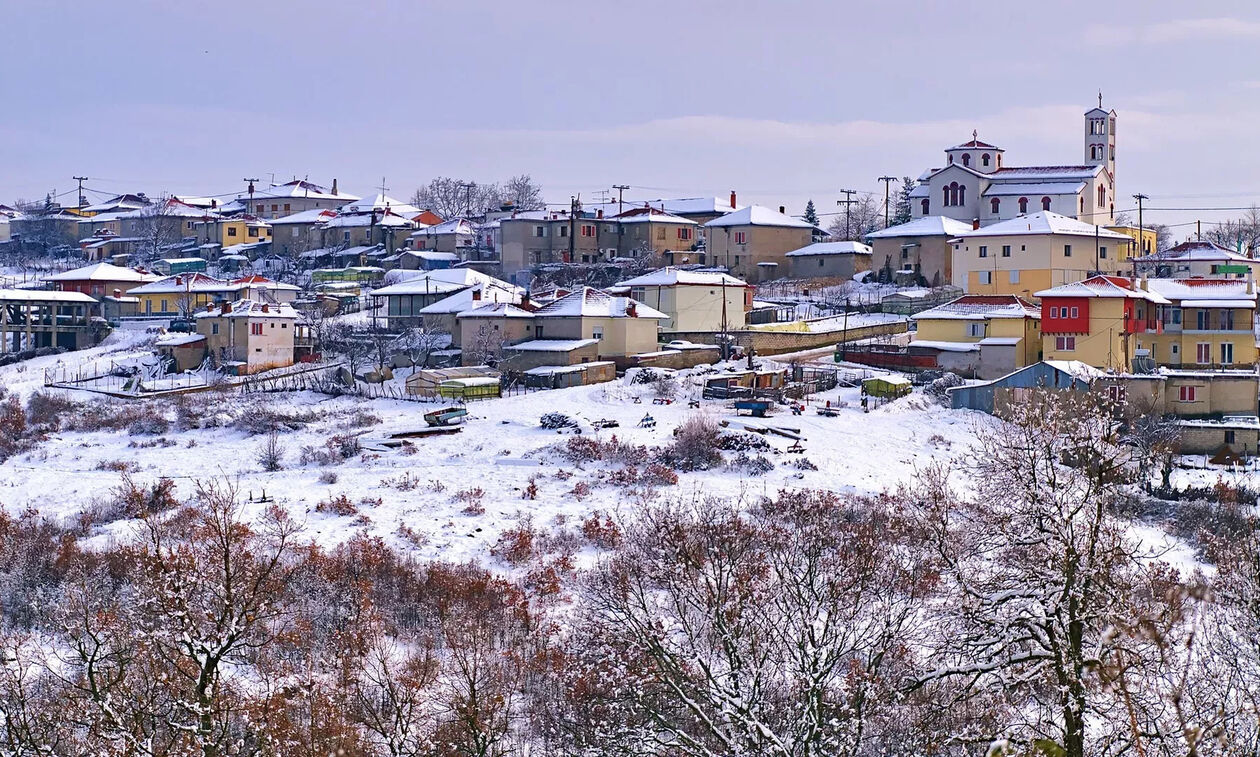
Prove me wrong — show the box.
[958,185,966,205]
[997,154,1002,167]
[948,155,954,164]
[961,154,971,167]
[991,197,1000,214]
[921,199,930,215]
[982,153,991,167]
[1098,185,1106,207]
[1018,197,1028,214]
[1041,197,1052,211]
[942,186,951,207]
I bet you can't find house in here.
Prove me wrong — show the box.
[415,281,526,344]
[154,257,208,275]
[949,361,1260,456]
[456,302,540,363]
[910,294,1041,379]
[1035,275,1166,371]
[154,332,209,373]
[46,262,159,298]
[866,216,973,287]
[371,269,521,330]
[10,207,86,251]
[1139,277,1258,368]
[607,207,699,261]
[702,205,822,283]
[586,193,739,227]
[339,193,422,217]
[784,241,872,280]
[268,208,338,256]
[1132,240,1260,280]
[909,102,1118,227]
[498,210,592,274]
[79,231,142,261]
[408,218,476,254]
[500,338,602,373]
[194,299,302,374]
[128,274,300,317]
[528,287,668,364]
[191,214,271,250]
[951,211,1134,296]
[321,208,415,250]
[116,198,210,249]
[615,267,753,331]
[239,180,358,219]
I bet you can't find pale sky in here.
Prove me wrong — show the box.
[4,0,1260,237]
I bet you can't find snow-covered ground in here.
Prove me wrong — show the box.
[0,339,987,563]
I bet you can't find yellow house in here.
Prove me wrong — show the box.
[1036,275,1166,371]
[1107,225,1157,259]
[1141,278,1258,368]
[910,294,1041,379]
[951,211,1136,297]
[615,268,753,332]
[530,287,669,361]
[127,273,300,317]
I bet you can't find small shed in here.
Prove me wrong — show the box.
[406,365,499,398]
[437,376,502,401]
[861,375,912,399]
[523,361,616,389]
[155,257,208,275]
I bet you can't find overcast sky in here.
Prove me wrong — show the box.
[3,0,1259,236]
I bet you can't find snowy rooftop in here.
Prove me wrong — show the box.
[340,194,422,217]
[506,338,600,352]
[703,205,818,229]
[195,299,299,320]
[1136,240,1257,264]
[615,267,748,287]
[912,295,1040,321]
[1143,278,1257,305]
[0,289,97,303]
[866,216,973,239]
[372,269,516,297]
[46,263,158,283]
[531,287,668,319]
[1035,275,1169,303]
[247,180,359,202]
[457,302,536,319]
[418,283,522,315]
[980,182,1086,197]
[322,210,414,228]
[954,211,1131,240]
[991,165,1102,181]
[784,241,873,257]
[268,208,339,225]
[410,218,474,237]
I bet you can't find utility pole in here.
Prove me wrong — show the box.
[459,181,476,218]
[613,184,629,216]
[568,195,580,264]
[1196,219,1202,241]
[877,177,896,228]
[243,178,259,214]
[837,189,858,240]
[1132,192,1148,255]
[72,176,88,210]
[1094,224,1100,275]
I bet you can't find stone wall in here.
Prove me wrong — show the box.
[660,320,907,357]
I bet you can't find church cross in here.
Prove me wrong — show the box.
[1098,90,1103,108]
[972,129,978,142]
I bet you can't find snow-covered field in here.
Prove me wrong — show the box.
[0,329,989,563]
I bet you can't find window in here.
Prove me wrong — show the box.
[1070,307,1078,318]
[819,259,825,267]
[734,231,747,245]
[1197,310,1208,330]
[1221,309,1235,330]
[160,299,168,312]
[284,203,290,211]
[580,224,595,237]
[942,186,951,207]
[1018,197,1028,213]
[1041,197,1051,211]
[248,227,259,238]
[250,323,263,336]
[1049,306,1059,318]
[982,153,991,167]
[966,323,986,338]
[1172,343,1179,356]
[921,199,929,215]
[1055,336,1076,351]
[1226,429,1237,444]
[979,245,987,258]
[958,185,966,205]
[1098,185,1106,207]
[558,225,568,238]
[1064,244,1072,257]
[1222,342,1235,365]
[657,227,666,240]
[1001,245,1011,257]
[677,227,692,241]
[592,326,604,340]
[533,225,545,237]
[961,154,971,167]
[256,204,263,214]
[1009,270,1020,284]
[291,227,299,238]
[991,198,1000,214]
[1178,385,1198,402]
[1099,246,1106,259]
[227,227,238,237]
[211,323,219,335]
[343,231,350,242]
[1108,385,1127,404]
[271,204,278,212]
[978,271,992,285]
[1196,343,1211,364]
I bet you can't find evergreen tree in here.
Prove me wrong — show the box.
[803,199,820,227]
[892,176,915,226]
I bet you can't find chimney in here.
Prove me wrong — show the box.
[972,218,981,230]
[520,292,530,308]
[261,303,269,313]
[211,199,217,209]
[331,179,339,196]
[174,276,182,286]
[779,205,786,214]
[113,288,121,298]
[222,301,231,314]
[472,288,481,301]
[627,301,637,317]
[1140,275,1148,291]
[730,190,737,208]
[597,209,603,219]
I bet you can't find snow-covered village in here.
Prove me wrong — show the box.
[3,3,1260,756]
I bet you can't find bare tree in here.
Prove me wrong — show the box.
[500,174,545,211]
[392,327,448,372]
[827,195,882,241]
[132,201,181,262]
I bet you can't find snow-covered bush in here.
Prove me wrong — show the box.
[730,452,774,476]
[927,371,965,403]
[540,412,577,430]
[716,430,771,452]
[657,415,724,471]
[25,391,79,431]
[257,432,285,472]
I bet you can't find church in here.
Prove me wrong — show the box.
[908,100,1117,227]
